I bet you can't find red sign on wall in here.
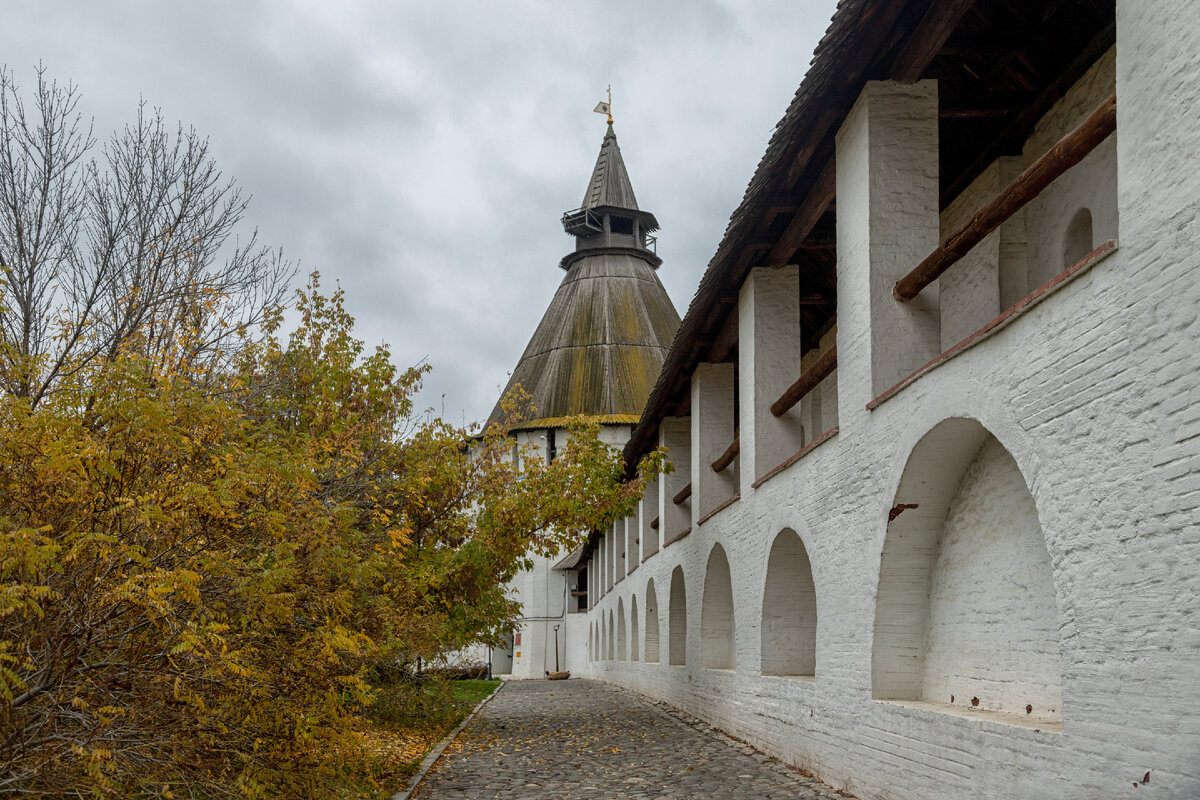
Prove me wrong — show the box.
[515,632,522,646]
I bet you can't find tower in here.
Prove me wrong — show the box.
[489,122,680,678]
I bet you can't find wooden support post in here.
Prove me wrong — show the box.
[710,437,740,474]
[672,483,692,506]
[770,345,838,418]
[894,92,1117,302]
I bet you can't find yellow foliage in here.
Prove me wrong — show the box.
[0,275,655,798]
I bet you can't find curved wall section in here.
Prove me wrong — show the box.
[872,418,1062,720]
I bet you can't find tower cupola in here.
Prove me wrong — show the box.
[487,122,679,430]
[560,124,661,270]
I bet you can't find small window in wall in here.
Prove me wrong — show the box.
[1063,207,1093,268]
[610,216,634,235]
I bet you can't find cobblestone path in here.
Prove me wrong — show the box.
[411,678,846,800]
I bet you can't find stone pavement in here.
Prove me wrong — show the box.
[411,678,848,800]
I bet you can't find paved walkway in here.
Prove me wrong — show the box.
[411,678,846,800]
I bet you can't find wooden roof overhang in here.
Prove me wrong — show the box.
[621,0,1115,477]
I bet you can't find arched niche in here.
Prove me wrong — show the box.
[872,417,1062,722]
[608,609,615,661]
[701,544,736,670]
[630,595,640,662]
[617,598,628,661]
[644,578,661,663]
[599,617,606,661]
[761,529,817,677]
[669,566,687,666]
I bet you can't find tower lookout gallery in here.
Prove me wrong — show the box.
[486,122,680,679]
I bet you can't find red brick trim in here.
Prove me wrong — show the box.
[751,427,840,489]
[663,528,691,548]
[868,239,1118,411]
[697,493,741,527]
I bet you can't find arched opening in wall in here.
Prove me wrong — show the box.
[669,567,687,666]
[617,598,628,661]
[607,610,615,661]
[1063,207,1093,268]
[587,624,593,662]
[645,579,661,663]
[872,417,1063,724]
[600,617,606,662]
[630,595,640,661]
[701,544,736,670]
[761,529,818,677]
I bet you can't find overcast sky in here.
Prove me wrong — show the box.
[3,0,839,426]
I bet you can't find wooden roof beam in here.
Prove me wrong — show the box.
[942,20,1116,205]
[939,90,1030,118]
[798,293,834,305]
[891,0,977,82]
[765,161,836,268]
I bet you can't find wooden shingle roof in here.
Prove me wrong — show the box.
[581,124,639,211]
[489,127,680,430]
[489,252,679,429]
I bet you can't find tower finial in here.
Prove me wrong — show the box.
[593,86,614,126]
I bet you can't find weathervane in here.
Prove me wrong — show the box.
[593,85,613,125]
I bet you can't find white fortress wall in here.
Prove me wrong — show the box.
[578,7,1200,797]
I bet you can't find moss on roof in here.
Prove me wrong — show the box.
[488,252,679,429]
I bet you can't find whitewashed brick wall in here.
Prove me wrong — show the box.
[579,5,1200,797]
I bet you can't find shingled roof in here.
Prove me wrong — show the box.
[488,126,680,430]
[581,124,639,211]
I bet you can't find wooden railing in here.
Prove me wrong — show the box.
[893,92,1117,302]
[710,437,740,473]
[770,345,838,417]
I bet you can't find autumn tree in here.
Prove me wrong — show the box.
[0,65,290,407]
[0,273,659,797]
[0,66,660,798]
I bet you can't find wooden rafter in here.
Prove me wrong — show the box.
[892,0,977,82]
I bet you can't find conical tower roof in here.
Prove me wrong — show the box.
[489,125,679,430]
[581,124,638,210]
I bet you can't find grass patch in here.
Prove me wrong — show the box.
[332,677,502,799]
[453,678,502,708]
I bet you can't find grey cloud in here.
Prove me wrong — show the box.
[3,0,839,425]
